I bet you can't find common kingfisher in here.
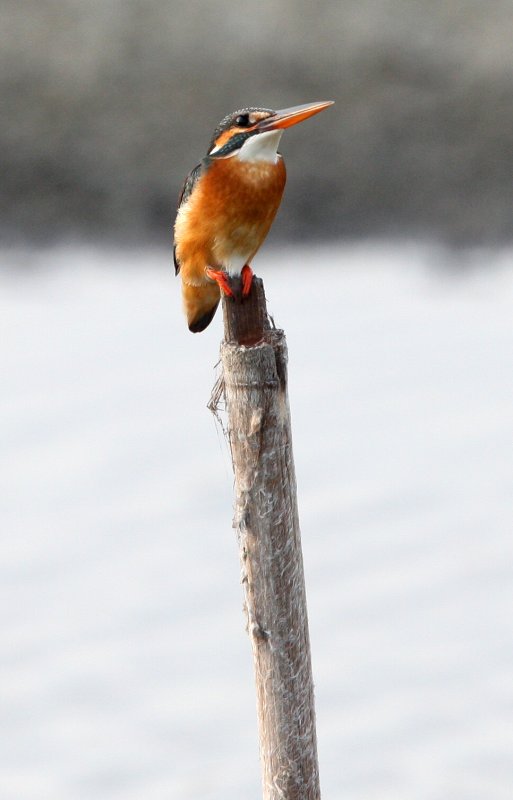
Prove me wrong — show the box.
[173,100,334,332]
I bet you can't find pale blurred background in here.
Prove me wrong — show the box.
[2,3,513,800]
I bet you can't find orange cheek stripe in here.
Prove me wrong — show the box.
[213,130,233,149]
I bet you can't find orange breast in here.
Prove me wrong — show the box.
[175,157,286,285]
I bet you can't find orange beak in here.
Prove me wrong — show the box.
[257,100,334,132]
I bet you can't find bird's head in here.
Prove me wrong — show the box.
[206,101,334,163]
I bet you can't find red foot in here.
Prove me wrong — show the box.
[206,267,234,297]
[241,264,254,298]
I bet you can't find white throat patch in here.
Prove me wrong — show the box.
[236,130,283,163]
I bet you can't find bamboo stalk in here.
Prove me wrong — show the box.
[213,277,320,800]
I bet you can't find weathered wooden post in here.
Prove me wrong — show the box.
[211,276,320,800]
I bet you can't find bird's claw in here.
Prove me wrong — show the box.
[206,265,254,301]
[241,264,254,298]
[206,267,235,298]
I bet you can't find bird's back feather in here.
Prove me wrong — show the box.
[173,163,203,275]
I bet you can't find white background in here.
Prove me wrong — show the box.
[1,242,512,799]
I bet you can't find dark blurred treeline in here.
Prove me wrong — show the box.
[3,0,513,244]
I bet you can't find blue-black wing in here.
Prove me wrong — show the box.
[173,163,203,275]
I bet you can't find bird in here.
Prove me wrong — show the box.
[173,100,334,332]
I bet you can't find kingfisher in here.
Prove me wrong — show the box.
[173,100,334,332]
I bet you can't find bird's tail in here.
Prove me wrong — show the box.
[182,282,221,333]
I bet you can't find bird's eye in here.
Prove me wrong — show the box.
[235,113,250,127]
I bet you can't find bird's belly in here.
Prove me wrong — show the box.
[175,158,286,282]
[210,163,285,273]
[212,223,269,276]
